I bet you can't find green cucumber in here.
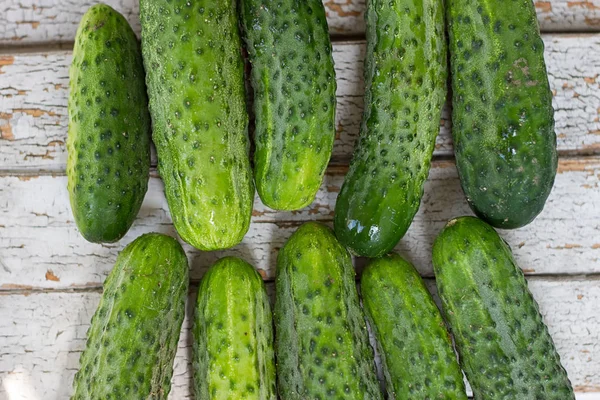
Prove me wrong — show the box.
[193,256,276,399]
[240,0,336,210]
[275,222,382,399]
[334,0,447,257]
[432,217,574,399]
[140,0,254,250]
[72,233,189,399]
[67,4,150,243]
[448,0,557,228]
[361,253,467,399]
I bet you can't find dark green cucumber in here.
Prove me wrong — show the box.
[448,0,557,228]
[140,0,254,250]
[67,4,150,243]
[334,0,447,257]
[72,233,189,399]
[240,0,336,210]
[361,253,467,399]
[193,257,276,399]
[432,217,574,399]
[275,222,382,400]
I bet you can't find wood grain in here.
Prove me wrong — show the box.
[0,278,597,399]
[1,0,600,45]
[1,157,598,290]
[2,36,600,172]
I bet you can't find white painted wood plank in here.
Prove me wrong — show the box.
[2,35,600,171]
[1,158,598,290]
[1,0,600,45]
[0,278,598,399]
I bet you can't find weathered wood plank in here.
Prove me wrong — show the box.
[1,158,598,290]
[1,0,600,45]
[2,35,600,171]
[0,278,598,399]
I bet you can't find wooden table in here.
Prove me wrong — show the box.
[1,0,599,398]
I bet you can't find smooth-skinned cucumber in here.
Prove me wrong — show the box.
[361,253,467,399]
[432,217,574,399]
[193,256,276,399]
[67,4,150,243]
[140,0,254,251]
[334,0,447,257]
[72,233,189,399]
[240,0,336,210]
[448,0,557,228]
[275,222,382,400]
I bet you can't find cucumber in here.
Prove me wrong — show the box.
[448,0,557,228]
[361,253,467,399]
[193,256,276,399]
[67,4,150,243]
[140,0,254,250]
[334,0,447,257]
[275,222,382,400]
[240,0,336,210]
[432,217,574,399]
[72,233,189,399]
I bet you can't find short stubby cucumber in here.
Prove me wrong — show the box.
[140,0,254,250]
[240,0,336,210]
[72,233,189,399]
[275,222,382,400]
[448,0,557,228]
[334,0,447,257]
[361,254,467,399]
[193,257,276,399]
[432,217,574,400]
[67,4,150,243]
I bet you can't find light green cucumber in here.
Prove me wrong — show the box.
[193,257,276,399]
[72,233,189,399]
[275,222,382,400]
[68,4,150,243]
[240,0,336,210]
[361,253,467,399]
[140,0,254,250]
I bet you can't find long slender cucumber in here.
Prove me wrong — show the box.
[334,0,447,257]
[361,253,467,399]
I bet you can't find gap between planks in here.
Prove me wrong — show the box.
[1,273,600,294]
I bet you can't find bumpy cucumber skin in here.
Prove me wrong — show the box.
[241,0,336,210]
[334,0,447,257]
[432,217,574,400]
[72,233,189,399]
[140,0,254,251]
[361,254,467,400]
[448,0,557,229]
[67,4,150,243]
[193,257,276,399]
[275,222,382,400]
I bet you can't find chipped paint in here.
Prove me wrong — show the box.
[13,108,58,118]
[324,0,361,18]
[567,0,600,10]
[0,55,14,74]
[535,1,553,12]
[45,270,60,282]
